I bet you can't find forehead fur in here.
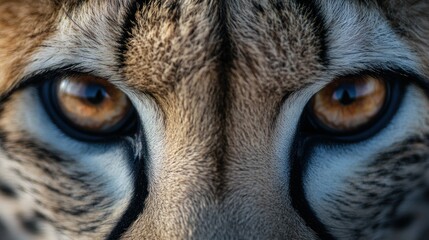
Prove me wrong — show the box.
[0,0,58,91]
[124,0,324,96]
[380,0,429,74]
[0,0,133,97]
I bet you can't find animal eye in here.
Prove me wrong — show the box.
[305,74,403,139]
[40,75,137,141]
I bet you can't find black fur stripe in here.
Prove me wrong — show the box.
[107,0,154,238]
[106,135,148,240]
[289,1,332,238]
[117,0,155,69]
[289,135,335,240]
[294,0,328,66]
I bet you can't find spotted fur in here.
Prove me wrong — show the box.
[0,0,428,239]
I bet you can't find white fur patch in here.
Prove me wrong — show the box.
[316,0,420,75]
[25,0,132,83]
[14,88,134,201]
[304,85,428,230]
[126,92,166,190]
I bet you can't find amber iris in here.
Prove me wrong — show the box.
[55,76,132,133]
[311,76,387,132]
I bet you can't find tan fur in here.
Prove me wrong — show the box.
[0,0,428,239]
[0,0,58,92]
[123,1,321,238]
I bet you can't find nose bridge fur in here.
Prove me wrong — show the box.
[122,1,228,238]
[122,0,322,238]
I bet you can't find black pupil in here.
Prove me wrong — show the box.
[85,84,108,105]
[333,83,357,105]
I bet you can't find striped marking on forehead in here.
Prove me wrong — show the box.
[124,0,327,96]
[3,0,329,98]
[123,0,226,96]
[1,0,423,98]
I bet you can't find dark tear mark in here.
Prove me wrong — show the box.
[106,130,148,240]
[107,1,152,239]
[289,135,335,240]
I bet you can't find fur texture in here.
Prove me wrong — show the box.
[0,0,428,239]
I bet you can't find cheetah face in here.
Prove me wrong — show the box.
[0,0,428,239]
